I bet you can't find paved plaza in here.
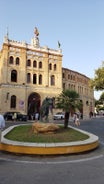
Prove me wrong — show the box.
[0,117,104,184]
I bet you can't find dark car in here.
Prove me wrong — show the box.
[3,112,28,121]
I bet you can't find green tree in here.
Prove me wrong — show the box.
[99,92,104,110]
[55,89,82,128]
[99,92,104,101]
[90,62,104,90]
[95,92,104,112]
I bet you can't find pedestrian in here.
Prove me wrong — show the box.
[0,114,5,142]
[35,112,39,121]
[73,113,80,126]
[12,112,17,121]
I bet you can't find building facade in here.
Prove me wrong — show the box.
[0,31,62,116]
[0,30,94,119]
[62,68,94,119]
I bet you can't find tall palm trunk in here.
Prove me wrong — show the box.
[64,112,70,128]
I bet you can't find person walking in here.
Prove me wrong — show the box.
[0,114,5,142]
[12,112,17,121]
[35,112,39,121]
[73,113,80,126]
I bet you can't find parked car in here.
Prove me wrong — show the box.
[53,112,65,120]
[3,112,28,121]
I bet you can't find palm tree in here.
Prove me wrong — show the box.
[55,89,82,128]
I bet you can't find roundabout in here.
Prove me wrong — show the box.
[0,123,99,155]
[0,118,104,184]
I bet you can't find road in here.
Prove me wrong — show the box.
[0,117,104,184]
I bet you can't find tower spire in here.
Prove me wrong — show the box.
[4,27,9,43]
[6,27,9,38]
[34,27,39,37]
[31,27,40,47]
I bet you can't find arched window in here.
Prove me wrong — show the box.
[10,95,16,108]
[11,70,17,82]
[27,73,31,83]
[33,74,37,84]
[71,84,73,89]
[51,75,55,86]
[86,101,89,106]
[16,57,20,65]
[39,74,42,84]
[68,84,70,89]
[63,73,65,78]
[27,59,31,67]
[33,60,37,68]
[63,83,65,89]
[49,63,52,70]
[71,75,72,80]
[9,56,14,64]
[39,61,42,68]
[54,64,57,71]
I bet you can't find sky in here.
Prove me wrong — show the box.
[0,0,104,99]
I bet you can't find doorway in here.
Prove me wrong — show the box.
[28,92,41,119]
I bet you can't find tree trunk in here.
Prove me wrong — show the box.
[64,112,70,128]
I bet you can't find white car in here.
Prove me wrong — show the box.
[53,112,65,120]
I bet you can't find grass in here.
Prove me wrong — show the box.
[4,125,89,143]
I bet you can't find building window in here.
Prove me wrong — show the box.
[54,64,57,71]
[39,61,42,68]
[71,84,73,89]
[86,101,89,106]
[68,84,70,89]
[63,73,65,78]
[71,75,72,80]
[49,63,52,70]
[11,70,17,82]
[50,75,55,86]
[73,75,75,80]
[16,57,20,65]
[33,74,37,84]
[27,59,31,67]
[10,95,16,108]
[63,83,65,89]
[33,60,37,68]
[39,74,42,84]
[27,73,31,83]
[9,56,14,64]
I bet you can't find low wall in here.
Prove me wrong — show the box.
[0,124,99,155]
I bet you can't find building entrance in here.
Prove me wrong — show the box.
[28,93,41,119]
